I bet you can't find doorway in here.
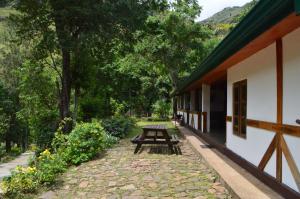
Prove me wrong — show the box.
[209,79,227,145]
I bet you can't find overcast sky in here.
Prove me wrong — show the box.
[197,0,252,21]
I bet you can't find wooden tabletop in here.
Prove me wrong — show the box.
[142,125,167,131]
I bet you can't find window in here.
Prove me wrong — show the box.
[233,80,247,138]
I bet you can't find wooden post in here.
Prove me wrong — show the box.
[202,112,207,133]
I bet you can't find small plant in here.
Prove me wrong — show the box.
[1,166,39,197]
[36,149,67,184]
[101,116,136,138]
[64,122,106,165]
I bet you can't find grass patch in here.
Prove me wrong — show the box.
[0,7,17,17]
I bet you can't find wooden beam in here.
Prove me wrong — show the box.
[276,134,282,182]
[258,134,277,171]
[276,39,283,125]
[281,136,300,191]
[226,116,232,122]
[198,112,202,130]
[246,119,300,138]
[276,38,283,182]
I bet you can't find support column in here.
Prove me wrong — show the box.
[190,90,195,111]
[202,84,210,132]
[189,90,195,127]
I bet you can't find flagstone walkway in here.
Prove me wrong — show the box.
[0,152,34,180]
[42,137,231,199]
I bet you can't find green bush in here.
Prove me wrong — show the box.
[36,149,67,184]
[64,122,106,165]
[1,166,39,197]
[10,145,22,156]
[101,116,136,138]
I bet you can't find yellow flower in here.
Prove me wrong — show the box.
[27,167,37,173]
[40,149,51,157]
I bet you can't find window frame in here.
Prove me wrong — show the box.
[232,79,247,138]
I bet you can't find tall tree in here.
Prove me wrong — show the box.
[134,0,212,91]
[0,21,29,152]
[11,0,168,132]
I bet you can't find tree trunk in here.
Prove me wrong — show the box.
[73,86,80,123]
[61,49,72,133]
[5,113,16,153]
[5,132,11,153]
[173,97,177,119]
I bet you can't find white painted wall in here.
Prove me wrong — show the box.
[283,27,300,126]
[227,43,278,178]
[282,27,300,192]
[188,113,199,130]
[202,84,211,132]
[177,110,187,124]
[226,27,300,192]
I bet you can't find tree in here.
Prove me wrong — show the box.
[134,0,212,91]
[0,21,29,152]
[11,0,169,132]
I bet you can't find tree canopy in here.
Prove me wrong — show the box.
[0,0,218,152]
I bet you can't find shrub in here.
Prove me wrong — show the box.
[64,122,106,165]
[101,116,136,138]
[0,144,5,160]
[152,99,171,119]
[36,149,67,184]
[103,133,119,148]
[10,146,22,156]
[1,166,39,196]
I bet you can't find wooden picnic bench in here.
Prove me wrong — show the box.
[131,125,179,154]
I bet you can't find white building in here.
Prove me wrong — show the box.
[175,0,300,197]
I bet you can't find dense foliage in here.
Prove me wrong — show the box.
[1,121,119,197]
[0,0,257,197]
[152,99,172,119]
[1,0,219,155]
[64,122,106,165]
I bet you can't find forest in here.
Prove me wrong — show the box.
[0,0,256,197]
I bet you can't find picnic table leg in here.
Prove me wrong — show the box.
[168,142,175,154]
[134,143,142,154]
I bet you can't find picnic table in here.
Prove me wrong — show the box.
[131,124,179,154]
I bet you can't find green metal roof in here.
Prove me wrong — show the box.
[176,0,297,95]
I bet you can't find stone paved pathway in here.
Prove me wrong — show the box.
[41,136,231,199]
[0,152,34,180]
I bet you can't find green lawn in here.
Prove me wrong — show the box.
[0,7,17,33]
[126,119,179,138]
[0,7,17,17]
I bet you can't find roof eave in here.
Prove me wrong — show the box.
[175,0,295,95]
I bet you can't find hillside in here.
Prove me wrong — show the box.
[202,6,243,24]
[202,1,257,24]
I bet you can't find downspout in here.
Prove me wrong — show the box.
[295,0,300,15]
